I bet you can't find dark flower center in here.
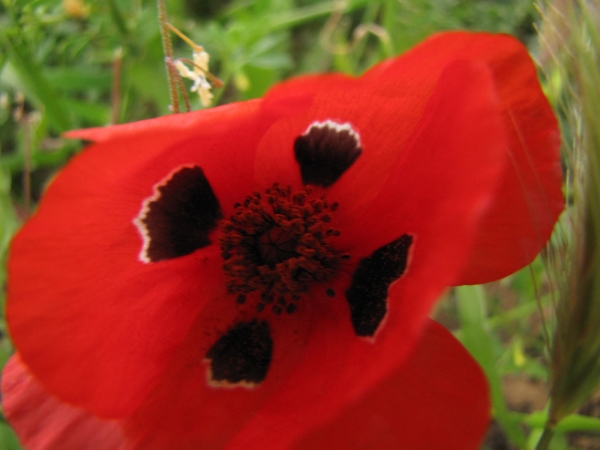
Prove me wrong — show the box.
[220,184,340,314]
[257,226,299,269]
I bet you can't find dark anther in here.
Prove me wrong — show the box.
[326,288,336,298]
[272,305,282,315]
[257,303,265,312]
[236,294,246,305]
[261,293,274,304]
[286,303,297,314]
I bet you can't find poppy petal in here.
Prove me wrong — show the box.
[118,290,318,448]
[1,355,126,450]
[7,100,280,418]
[254,85,421,221]
[3,321,488,450]
[363,31,563,283]
[337,57,507,288]
[261,74,352,119]
[288,320,490,450]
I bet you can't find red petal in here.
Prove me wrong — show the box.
[2,355,126,449]
[294,62,506,400]
[363,31,563,283]
[66,100,271,215]
[3,321,489,450]
[117,289,317,448]
[118,276,477,449]
[288,320,490,450]
[254,82,423,220]
[254,75,361,192]
[338,58,507,297]
[7,100,279,417]
[261,74,352,119]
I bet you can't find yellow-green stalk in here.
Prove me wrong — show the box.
[537,0,600,447]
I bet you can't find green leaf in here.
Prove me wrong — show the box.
[44,68,113,92]
[0,34,72,133]
[249,54,293,70]
[456,285,527,447]
[63,98,110,125]
[0,420,21,450]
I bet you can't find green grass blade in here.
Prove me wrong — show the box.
[513,410,600,432]
[456,285,527,447]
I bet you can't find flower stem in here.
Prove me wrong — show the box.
[535,427,555,450]
[157,0,179,114]
[166,23,202,52]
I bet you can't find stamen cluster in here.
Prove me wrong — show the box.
[220,184,340,314]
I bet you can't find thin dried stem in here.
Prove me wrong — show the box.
[166,59,191,113]
[157,0,179,113]
[22,115,31,215]
[110,47,123,125]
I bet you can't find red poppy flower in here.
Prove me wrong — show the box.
[2,31,562,449]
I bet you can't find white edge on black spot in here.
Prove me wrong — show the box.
[203,361,260,390]
[132,164,200,264]
[303,119,362,148]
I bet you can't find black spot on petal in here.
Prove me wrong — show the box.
[294,120,362,187]
[206,320,272,385]
[135,166,221,263]
[345,235,413,337]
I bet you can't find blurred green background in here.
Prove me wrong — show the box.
[0,0,596,449]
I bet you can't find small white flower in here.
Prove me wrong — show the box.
[192,50,209,73]
[174,60,195,80]
[197,79,213,107]
[174,48,213,107]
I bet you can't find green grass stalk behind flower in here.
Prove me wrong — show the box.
[537,0,600,446]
